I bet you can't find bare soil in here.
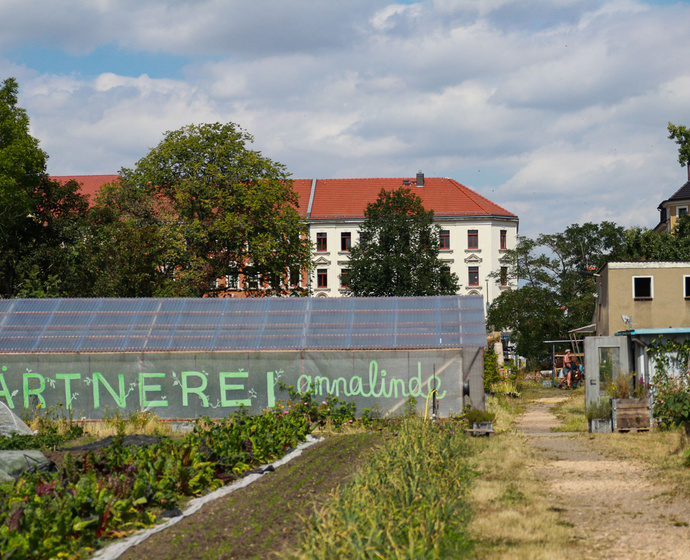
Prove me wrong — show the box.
[519,397,690,560]
[103,432,382,560]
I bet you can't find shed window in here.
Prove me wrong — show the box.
[632,276,652,300]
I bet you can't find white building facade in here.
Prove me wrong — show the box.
[291,174,519,310]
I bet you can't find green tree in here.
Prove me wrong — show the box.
[618,215,690,261]
[345,188,459,296]
[487,222,626,367]
[488,286,563,369]
[101,122,311,297]
[668,122,690,168]
[0,77,91,297]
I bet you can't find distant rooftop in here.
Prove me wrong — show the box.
[52,174,517,221]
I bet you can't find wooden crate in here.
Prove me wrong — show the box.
[612,398,651,431]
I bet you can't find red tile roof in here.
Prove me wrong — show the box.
[306,177,516,220]
[51,175,516,220]
[52,175,120,204]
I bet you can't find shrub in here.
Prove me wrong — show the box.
[585,399,612,421]
[464,407,495,425]
[484,346,501,390]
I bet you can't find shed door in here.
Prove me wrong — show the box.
[584,336,629,408]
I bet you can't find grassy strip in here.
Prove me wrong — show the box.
[467,387,587,560]
[551,386,588,432]
[288,417,475,559]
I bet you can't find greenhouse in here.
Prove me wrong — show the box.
[0,296,486,419]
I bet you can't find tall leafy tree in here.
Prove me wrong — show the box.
[0,77,90,298]
[345,188,459,296]
[100,122,311,297]
[487,221,626,367]
[668,122,690,168]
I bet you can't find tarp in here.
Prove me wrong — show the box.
[0,401,32,436]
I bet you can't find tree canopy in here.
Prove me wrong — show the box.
[345,187,459,297]
[668,122,690,168]
[0,77,90,298]
[92,122,311,297]
[487,221,627,367]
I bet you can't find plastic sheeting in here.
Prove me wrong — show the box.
[0,295,486,353]
[0,349,464,419]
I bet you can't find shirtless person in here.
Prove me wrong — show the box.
[563,350,576,388]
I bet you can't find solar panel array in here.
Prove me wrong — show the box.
[0,296,486,353]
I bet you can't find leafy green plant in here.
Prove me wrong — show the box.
[278,383,357,429]
[647,338,690,434]
[0,403,315,559]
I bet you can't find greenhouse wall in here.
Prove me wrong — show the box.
[0,349,471,419]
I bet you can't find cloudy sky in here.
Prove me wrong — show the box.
[2,0,689,237]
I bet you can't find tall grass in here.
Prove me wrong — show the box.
[288,417,475,559]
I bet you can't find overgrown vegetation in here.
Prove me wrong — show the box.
[648,338,690,438]
[288,416,475,559]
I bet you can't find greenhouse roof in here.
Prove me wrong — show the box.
[0,296,486,353]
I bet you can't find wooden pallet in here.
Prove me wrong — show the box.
[465,428,494,437]
[615,427,650,433]
[613,398,651,432]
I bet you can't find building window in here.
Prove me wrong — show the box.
[468,266,479,286]
[317,269,328,289]
[246,272,260,290]
[341,232,351,252]
[500,266,508,286]
[632,276,652,300]
[440,230,450,250]
[679,207,688,218]
[684,275,690,299]
[468,230,478,250]
[289,267,301,287]
[441,265,451,276]
[226,273,239,290]
[340,268,350,288]
[316,232,327,252]
[500,230,507,250]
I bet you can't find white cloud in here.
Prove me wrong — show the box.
[2,0,690,238]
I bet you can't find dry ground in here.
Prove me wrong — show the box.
[520,397,690,560]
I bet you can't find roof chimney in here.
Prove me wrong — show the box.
[416,171,425,187]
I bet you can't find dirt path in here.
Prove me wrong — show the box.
[518,397,690,560]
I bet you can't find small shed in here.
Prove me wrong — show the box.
[0,296,487,419]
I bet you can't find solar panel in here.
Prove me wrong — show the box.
[0,296,486,352]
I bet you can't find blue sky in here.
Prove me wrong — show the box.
[2,0,690,237]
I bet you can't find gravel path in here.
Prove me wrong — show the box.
[518,397,690,560]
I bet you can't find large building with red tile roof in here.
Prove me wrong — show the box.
[53,172,518,308]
